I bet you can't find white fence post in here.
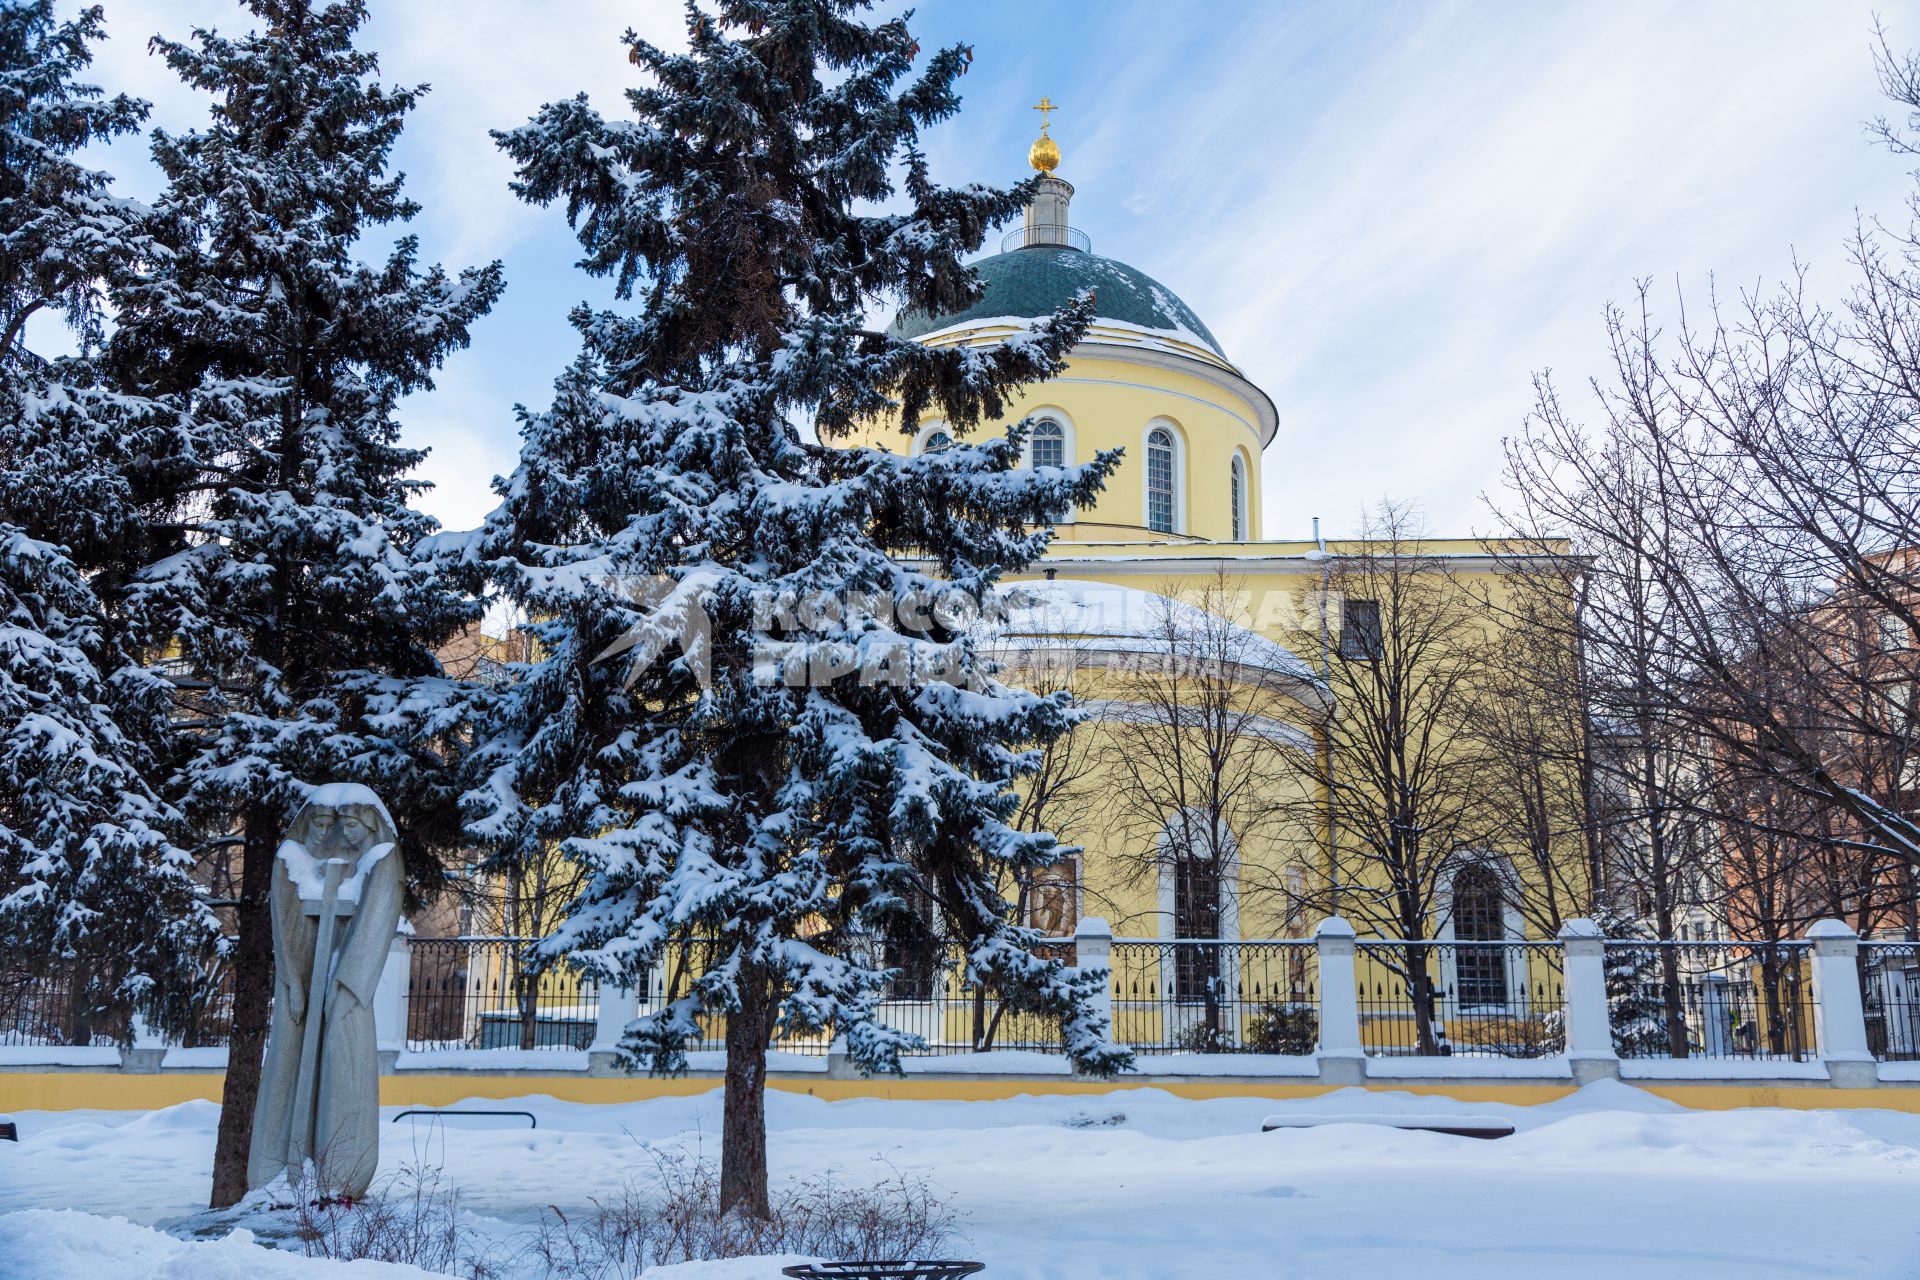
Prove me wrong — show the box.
[1314,916,1364,1083]
[1558,918,1619,1082]
[1808,918,1876,1085]
[1075,916,1117,1054]
[373,932,410,1070]
[589,975,641,1074]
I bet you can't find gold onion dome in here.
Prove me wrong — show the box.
[1029,95,1060,175]
[1029,133,1060,175]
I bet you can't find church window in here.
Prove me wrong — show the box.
[1452,865,1509,1008]
[921,430,953,454]
[1230,454,1248,541]
[1031,419,1065,469]
[1339,598,1382,660]
[1171,839,1223,1003]
[1146,428,1176,532]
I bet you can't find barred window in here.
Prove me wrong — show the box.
[1339,598,1382,660]
[1453,865,1509,1009]
[1031,419,1065,469]
[1146,428,1175,532]
[1230,454,1248,541]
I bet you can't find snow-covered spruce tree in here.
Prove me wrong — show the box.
[1595,900,1667,1057]
[102,0,502,1207]
[0,2,215,1041]
[473,0,1127,1213]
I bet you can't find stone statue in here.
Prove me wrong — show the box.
[247,783,405,1200]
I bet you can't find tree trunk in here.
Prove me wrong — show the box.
[719,961,774,1218]
[517,961,539,1051]
[209,803,279,1208]
[1408,943,1441,1056]
[1657,943,1688,1059]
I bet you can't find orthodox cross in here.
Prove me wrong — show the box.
[1032,96,1058,136]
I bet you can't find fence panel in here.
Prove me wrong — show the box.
[0,964,109,1047]
[1354,940,1565,1058]
[1604,940,1818,1061]
[1863,941,1920,1062]
[405,937,599,1052]
[1109,940,1318,1054]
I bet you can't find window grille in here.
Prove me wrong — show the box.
[1452,866,1509,1008]
[1339,598,1382,660]
[1147,428,1175,532]
[1230,455,1247,541]
[1031,420,1065,469]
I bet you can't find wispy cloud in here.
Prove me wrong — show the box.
[56,0,1920,538]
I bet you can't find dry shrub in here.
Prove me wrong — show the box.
[290,1161,506,1279]
[522,1148,961,1279]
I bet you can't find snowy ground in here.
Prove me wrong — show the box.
[5,1082,1920,1278]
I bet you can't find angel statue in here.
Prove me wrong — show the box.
[246,784,405,1199]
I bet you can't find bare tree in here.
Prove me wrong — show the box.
[1470,568,1602,936]
[1098,571,1311,1046]
[1283,502,1501,1055]
[1497,28,1920,919]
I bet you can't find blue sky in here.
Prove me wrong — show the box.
[51,0,1920,538]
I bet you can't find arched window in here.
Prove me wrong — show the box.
[921,430,953,454]
[1030,419,1065,469]
[1171,848,1222,1003]
[1146,428,1176,533]
[1452,865,1509,1008]
[1230,454,1248,541]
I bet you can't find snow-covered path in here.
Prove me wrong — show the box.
[5,1082,1919,1277]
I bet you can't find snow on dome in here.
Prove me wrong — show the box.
[979,578,1325,706]
[889,248,1226,358]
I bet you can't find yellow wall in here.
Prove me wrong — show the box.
[853,345,1268,544]
[848,318,1588,946]
[10,1070,1920,1113]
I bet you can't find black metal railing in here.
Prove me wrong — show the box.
[1863,940,1920,1062]
[405,937,599,1052]
[1001,224,1092,254]
[826,937,1078,1055]
[1355,941,1566,1058]
[1109,940,1318,1054]
[1603,940,1817,1060]
[0,964,116,1047]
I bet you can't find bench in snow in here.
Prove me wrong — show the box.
[1262,1114,1514,1140]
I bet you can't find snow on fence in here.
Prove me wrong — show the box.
[1354,940,1566,1059]
[8,918,1918,1083]
[1604,940,1819,1062]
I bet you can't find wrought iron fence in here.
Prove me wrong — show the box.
[1109,940,1318,1054]
[1604,940,1817,1060]
[1354,940,1566,1058]
[405,936,600,1052]
[1862,941,1920,1062]
[0,963,124,1047]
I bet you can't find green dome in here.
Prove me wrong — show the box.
[889,247,1225,357]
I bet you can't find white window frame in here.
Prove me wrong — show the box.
[1140,419,1188,535]
[1436,859,1527,1015]
[1022,410,1077,525]
[1229,451,1249,542]
[913,419,954,455]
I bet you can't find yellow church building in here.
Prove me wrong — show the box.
[848,113,1587,1055]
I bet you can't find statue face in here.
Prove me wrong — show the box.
[306,809,375,857]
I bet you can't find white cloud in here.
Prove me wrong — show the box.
[59,0,1920,540]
